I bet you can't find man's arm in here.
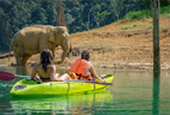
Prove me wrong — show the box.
[89,64,103,81]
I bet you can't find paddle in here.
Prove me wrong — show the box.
[0,71,112,85]
[85,80,112,85]
[67,80,113,86]
[0,71,29,81]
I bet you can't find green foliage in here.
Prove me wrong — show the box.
[160,6,170,17]
[160,0,170,6]
[0,0,169,52]
[124,5,170,21]
[124,10,152,21]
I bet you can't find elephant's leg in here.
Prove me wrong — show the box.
[14,54,22,66]
[22,55,31,66]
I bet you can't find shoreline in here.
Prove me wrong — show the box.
[0,62,169,70]
[0,18,170,71]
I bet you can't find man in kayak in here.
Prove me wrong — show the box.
[30,49,60,82]
[30,49,103,82]
[68,50,103,81]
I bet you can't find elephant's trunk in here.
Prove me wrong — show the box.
[55,39,71,64]
[67,42,72,57]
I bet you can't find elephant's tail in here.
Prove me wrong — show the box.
[8,39,13,61]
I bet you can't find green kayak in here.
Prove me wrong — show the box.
[10,74,114,96]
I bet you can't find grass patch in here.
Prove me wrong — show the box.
[121,23,144,30]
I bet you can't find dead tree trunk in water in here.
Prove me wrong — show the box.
[151,0,160,78]
[57,0,66,26]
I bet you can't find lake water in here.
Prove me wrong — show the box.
[0,66,170,115]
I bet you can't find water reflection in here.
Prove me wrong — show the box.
[1,66,170,115]
[10,91,113,114]
[0,66,31,76]
[153,78,160,115]
[0,65,73,76]
[15,66,29,75]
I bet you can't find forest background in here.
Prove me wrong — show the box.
[0,0,170,53]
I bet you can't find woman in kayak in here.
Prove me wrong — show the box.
[30,49,60,81]
[67,49,103,81]
[30,49,77,82]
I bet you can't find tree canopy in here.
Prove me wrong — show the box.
[0,0,169,52]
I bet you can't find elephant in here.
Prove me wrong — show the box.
[9,25,72,66]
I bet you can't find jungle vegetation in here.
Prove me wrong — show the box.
[0,0,170,53]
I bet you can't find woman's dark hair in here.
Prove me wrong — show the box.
[81,50,90,61]
[40,49,53,71]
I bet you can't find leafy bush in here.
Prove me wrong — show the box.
[124,10,152,21]
[160,6,170,17]
[124,6,170,21]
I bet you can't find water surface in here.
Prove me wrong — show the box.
[0,66,170,114]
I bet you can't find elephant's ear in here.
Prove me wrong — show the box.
[48,30,56,43]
